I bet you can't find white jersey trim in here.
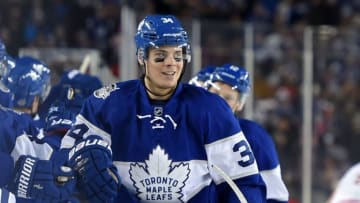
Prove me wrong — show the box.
[61,114,112,149]
[10,133,53,162]
[260,165,289,201]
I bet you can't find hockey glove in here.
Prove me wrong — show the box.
[9,155,76,202]
[68,135,121,203]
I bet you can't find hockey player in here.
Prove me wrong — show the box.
[44,83,94,149]
[0,105,76,202]
[3,56,51,130]
[206,64,289,202]
[61,14,266,203]
[327,162,360,203]
[188,65,217,89]
[38,69,103,122]
[0,55,79,202]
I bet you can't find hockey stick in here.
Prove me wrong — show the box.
[79,54,91,73]
[212,164,248,203]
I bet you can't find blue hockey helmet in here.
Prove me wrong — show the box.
[189,65,217,88]
[45,85,84,133]
[60,69,102,97]
[4,56,51,108]
[210,64,251,94]
[135,15,191,63]
[38,69,102,121]
[18,56,51,100]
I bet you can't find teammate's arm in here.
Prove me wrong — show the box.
[0,152,14,187]
[204,97,267,202]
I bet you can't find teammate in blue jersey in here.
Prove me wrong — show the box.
[0,55,79,202]
[188,65,217,89]
[60,14,266,203]
[39,69,103,122]
[0,105,76,202]
[44,83,94,150]
[3,56,51,130]
[0,65,102,202]
[207,64,289,202]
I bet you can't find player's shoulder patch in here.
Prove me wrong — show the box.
[94,83,119,99]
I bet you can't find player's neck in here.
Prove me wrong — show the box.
[143,78,174,100]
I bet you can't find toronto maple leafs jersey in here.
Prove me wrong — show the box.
[238,118,289,203]
[61,80,266,203]
[0,105,55,187]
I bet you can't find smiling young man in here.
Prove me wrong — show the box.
[61,15,266,203]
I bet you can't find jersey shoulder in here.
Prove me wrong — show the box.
[238,118,274,145]
[181,83,231,111]
[238,118,280,169]
[92,80,139,100]
[180,84,241,143]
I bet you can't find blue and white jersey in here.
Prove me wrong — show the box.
[0,107,52,160]
[238,118,289,203]
[0,106,54,162]
[62,80,266,203]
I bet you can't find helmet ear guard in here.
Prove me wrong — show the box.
[183,44,191,63]
[137,48,145,66]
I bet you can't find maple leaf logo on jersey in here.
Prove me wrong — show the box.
[129,145,190,202]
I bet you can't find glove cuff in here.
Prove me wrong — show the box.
[68,136,111,162]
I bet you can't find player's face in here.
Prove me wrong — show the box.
[144,46,184,98]
[208,81,241,112]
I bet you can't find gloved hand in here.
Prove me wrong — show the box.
[68,135,121,203]
[9,155,76,202]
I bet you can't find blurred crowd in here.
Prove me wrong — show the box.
[1,0,360,202]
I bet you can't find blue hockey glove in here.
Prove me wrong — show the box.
[9,155,76,202]
[68,135,121,203]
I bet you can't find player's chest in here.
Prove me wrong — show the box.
[108,105,204,159]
